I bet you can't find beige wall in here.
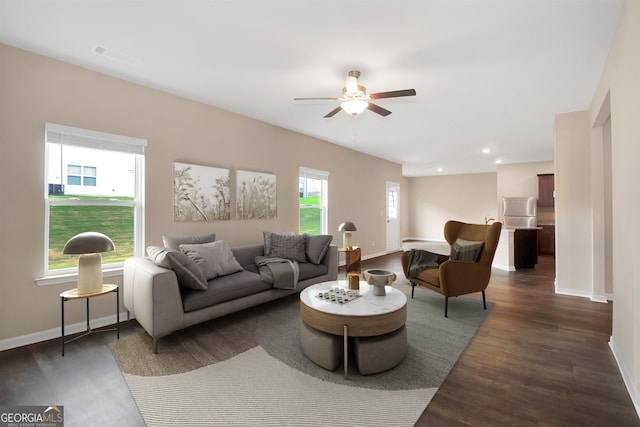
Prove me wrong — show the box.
[554,111,593,296]
[0,44,408,343]
[407,172,498,240]
[407,161,554,241]
[555,0,639,412]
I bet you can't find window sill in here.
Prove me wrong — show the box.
[35,267,123,286]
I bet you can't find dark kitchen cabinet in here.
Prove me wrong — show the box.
[538,225,555,255]
[514,229,538,269]
[538,174,555,207]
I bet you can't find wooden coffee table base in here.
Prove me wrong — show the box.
[300,281,407,378]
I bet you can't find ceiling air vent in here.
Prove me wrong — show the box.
[92,45,141,66]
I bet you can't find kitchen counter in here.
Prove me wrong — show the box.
[494,228,539,271]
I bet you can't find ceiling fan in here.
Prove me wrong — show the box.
[294,70,416,118]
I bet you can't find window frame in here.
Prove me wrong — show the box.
[40,123,146,283]
[299,167,329,235]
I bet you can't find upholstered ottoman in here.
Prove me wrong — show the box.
[300,321,343,371]
[353,325,407,375]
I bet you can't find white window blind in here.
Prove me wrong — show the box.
[45,123,147,155]
[299,166,329,181]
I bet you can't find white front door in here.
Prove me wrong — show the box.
[386,182,400,252]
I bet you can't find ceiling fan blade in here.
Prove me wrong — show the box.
[324,106,343,118]
[369,89,417,99]
[294,97,339,101]
[367,103,392,117]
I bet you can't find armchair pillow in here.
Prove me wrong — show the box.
[450,239,484,262]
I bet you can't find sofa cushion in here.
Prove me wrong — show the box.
[165,251,208,291]
[305,234,333,264]
[450,239,484,262]
[231,245,264,273]
[180,270,271,312]
[162,232,216,250]
[179,240,243,280]
[298,262,329,281]
[269,233,307,262]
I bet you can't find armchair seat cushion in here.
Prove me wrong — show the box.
[414,268,440,288]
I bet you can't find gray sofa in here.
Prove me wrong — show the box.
[123,242,337,352]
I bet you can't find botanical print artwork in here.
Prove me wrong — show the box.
[236,170,277,220]
[173,162,230,221]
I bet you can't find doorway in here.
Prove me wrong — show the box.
[386,182,400,252]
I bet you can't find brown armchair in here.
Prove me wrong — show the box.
[401,220,502,317]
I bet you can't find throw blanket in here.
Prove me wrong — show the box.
[255,256,299,289]
[407,249,440,278]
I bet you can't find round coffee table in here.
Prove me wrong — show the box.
[300,280,407,377]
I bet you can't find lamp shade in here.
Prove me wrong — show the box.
[338,222,357,232]
[338,222,357,249]
[63,232,115,255]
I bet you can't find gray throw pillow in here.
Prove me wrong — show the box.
[450,239,484,262]
[269,233,307,263]
[162,232,216,251]
[179,240,243,280]
[146,245,176,268]
[165,251,208,291]
[304,234,333,264]
[263,231,294,257]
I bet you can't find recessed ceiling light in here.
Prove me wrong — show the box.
[495,159,502,164]
[437,167,443,172]
[482,148,491,154]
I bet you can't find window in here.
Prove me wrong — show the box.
[299,167,328,234]
[44,123,146,276]
[66,164,97,186]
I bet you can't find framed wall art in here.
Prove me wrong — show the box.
[173,162,230,222]
[236,170,277,220]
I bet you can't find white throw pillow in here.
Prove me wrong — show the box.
[179,240,243,280]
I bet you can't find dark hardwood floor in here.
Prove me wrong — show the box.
[365,253,639,426]
[1,253,638,426]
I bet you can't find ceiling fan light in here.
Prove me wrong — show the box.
[341,99,368,115]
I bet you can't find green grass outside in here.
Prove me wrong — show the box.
[299,196,321,235]
[48,195,134,270]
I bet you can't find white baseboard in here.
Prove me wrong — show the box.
[492,263,515,271]
[554,285,593,299]
[0,311,128,352]
[609,336,640,419]
[555,280,612,303]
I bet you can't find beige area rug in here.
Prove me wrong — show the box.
[111,288,492,426]
[123,346,434,427]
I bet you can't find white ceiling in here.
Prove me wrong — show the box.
[0,0,623,176]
